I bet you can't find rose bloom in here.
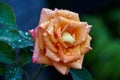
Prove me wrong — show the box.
[29,8,92,75]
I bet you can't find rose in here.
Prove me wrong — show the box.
[29,8,92,75]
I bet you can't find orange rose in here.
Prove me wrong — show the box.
[29,8,92,75]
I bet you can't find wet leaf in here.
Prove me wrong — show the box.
[5,66,24,80]
[0,26,33,48]
[0,2,33,48]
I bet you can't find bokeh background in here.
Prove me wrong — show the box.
[0,0,120,80]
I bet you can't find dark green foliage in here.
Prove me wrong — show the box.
[0,63,6,75]
[0,41,15,64]
[18,48,32,66]
[83,15,120,80]
[70,68,93,80]
[0,2,16,26]
[0,2,33,80]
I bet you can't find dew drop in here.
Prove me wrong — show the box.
[25,32,29,36]
[18,39,22,42]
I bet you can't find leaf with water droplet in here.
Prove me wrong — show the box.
[0,2,33,48]
[8,30,34,48]
[5,65,24,80]
[0,25,34,48]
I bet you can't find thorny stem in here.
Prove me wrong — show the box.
[31,65,46,80]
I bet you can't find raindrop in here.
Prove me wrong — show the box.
[18,39,22,42]
[25,32,29,36]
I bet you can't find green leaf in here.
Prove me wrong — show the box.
[0,26,33,48]
[70,68,93,80]
[0,41,15,64]
[8,30,33,48]
[9,30,33,48]
[0,26,19,43]
[0,63,6,75]
[5,66,24,80]
[0,2,33,48]
[18,47,32,66]
[0,2,16,26]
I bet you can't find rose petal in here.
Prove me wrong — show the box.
[57,38,68,48]
[32,39,51,65]
[32,39,39,63]
[29,28,37,40]
[46,19,57,43]
[39,21,49,30]
[39,8,55,24]
[43,32,57,52]
[64,46,81,63]
[50,32,58,43]
[74,22,91,46]
[52,61,69,75]
[55,26,62,38]
[45,47,60,62]
[54,9,80,21]
[58,44,81,63]
[80,35,92,54]
[54,16,69,31]
[55,16,80,33]
[46,19,54,34]
[37,27,45,50]
[36,53,52,65]
[68,54,84,69]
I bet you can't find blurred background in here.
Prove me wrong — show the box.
[0,0,120,80]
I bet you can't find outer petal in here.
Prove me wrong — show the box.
[39,8,55,24]
[80,35,92,54]
[29,28,37,40]
[52,61,69,75]
[68,54,84,69]
[54,8,80,21]
[37,27,45,50]
[39,21,49,30]
[32,39,51,65]
[74,22,91,46]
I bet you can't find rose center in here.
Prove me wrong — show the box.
[61,32,75,44]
